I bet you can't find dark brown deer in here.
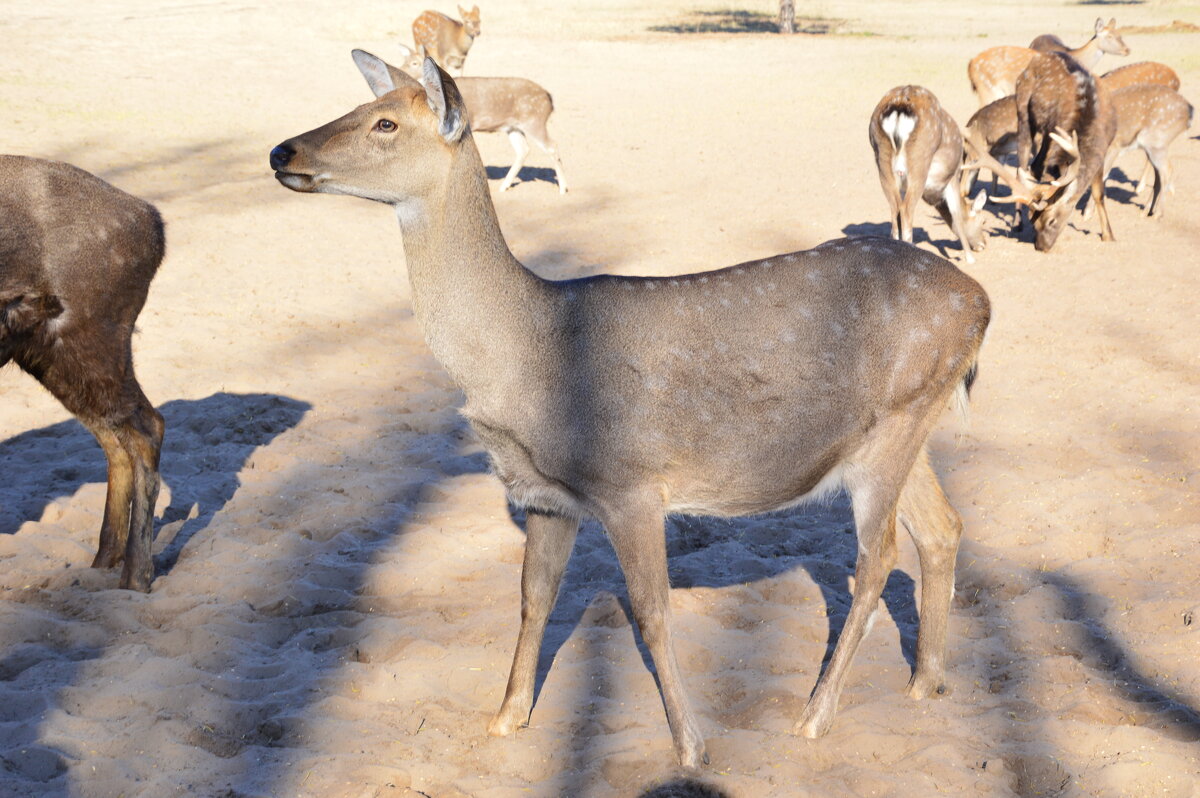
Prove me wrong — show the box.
[411,6,481,76]
[269,51,991,768]
[1,155,165,591]
[868,85,988,263]
[1013,51,1118,250]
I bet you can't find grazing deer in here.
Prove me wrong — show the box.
[961,95,1022,227]
[1099,84,1193,217]
[984,51,1115,251]
[868,86,988,264]
[396,43,566,193]
[0,156,165,591]
[411,6,481,76]
[968,18,1129,106]
[270,51,991,768]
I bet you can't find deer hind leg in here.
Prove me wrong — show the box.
[526,121,567,194]
[602,494,706,768]
[897,153,930,245]
[896,448,962,700]
[86,423,134,569]
[117,389,163,592]
[499,129,531,192]
[1134,157,1155,196]
[1143,145,1171,218]
[490,510,580,736]
[796,417,931,739]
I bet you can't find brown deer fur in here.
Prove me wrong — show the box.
[0,155,165,591]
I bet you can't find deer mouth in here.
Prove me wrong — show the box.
[274,170,321,192]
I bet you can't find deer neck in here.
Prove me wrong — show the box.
[393,135,544,398]
[1069,37,1104,71]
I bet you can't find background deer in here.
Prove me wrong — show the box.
[396,43,566,193]
[962,95,1021,227]
[0,156,165,591]
[1099,61,1181,94]
[869,85,988,263]
[968,18,1128,105]
[1013,51,1117,251]
[411,5,481,76]
[270,51,991,769]
[1100,84,1193,218]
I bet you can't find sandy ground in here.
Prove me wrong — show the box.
[1,1,1199,796]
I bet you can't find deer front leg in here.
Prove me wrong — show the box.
[498,130,530,193]
[934,188,976,265]
[603,495,707,768]
[489,510,580,736]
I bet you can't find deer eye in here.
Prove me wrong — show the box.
[375,119,397,133]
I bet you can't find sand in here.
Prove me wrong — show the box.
[1,1,1198,796]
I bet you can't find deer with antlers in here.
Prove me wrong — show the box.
[965,51,1117,251]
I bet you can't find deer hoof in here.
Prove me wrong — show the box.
[795,703,833,739]
[487,710,525,737]
[905,671,948,700]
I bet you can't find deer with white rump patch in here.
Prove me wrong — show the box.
[1,156,165,591]
[968,18,1128,106]
[270,51,991,768]
[411,6,480,76]
[396,43,566,193]
[869,85,987,264]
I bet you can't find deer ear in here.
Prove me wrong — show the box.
[971,191,988,213]
[1095,18,1105,33]
[398,43,414,57]
[352,49,419,97]
[420,56,467,143]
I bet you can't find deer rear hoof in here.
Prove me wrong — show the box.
[118,565,153,593]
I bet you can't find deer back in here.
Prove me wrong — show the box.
[1099,61,1181,93]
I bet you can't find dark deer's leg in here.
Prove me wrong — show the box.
[86,422,134,569]
[897,448,962,699]
[118,392,163,592]
[603,495,706,768]
[489,510,580,735]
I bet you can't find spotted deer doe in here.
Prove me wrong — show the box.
[411,5,480,76]
[968,18,1128,106]
[869,85,988,263]
[1098,84,1193,218]
[0,156,165,591]
[396,43,566,193]
[270,51,991,768]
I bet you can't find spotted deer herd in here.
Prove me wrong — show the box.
[0,3,1194,772]
[881,17,1192,255]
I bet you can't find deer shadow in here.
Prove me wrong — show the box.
[0,392,311,577]
[484,165,560,191]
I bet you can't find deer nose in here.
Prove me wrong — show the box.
[270,143,295,171]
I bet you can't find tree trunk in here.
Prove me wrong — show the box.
[779,0,795,34]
